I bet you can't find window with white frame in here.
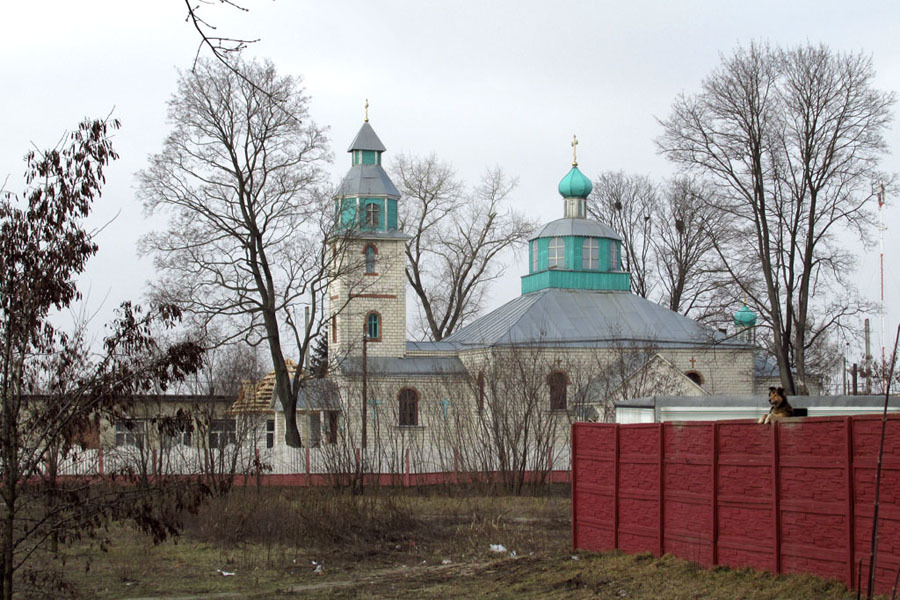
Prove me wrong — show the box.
[531,240,539,272]
[162,429,192,449]
[548,237,565,269]
[608,241,620,271]
[115,419,147,448]
[208,419,237,449]
[582,238,599,270]
[266,419,275,449]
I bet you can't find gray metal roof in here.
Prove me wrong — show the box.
[336,165,401,199]
[338,355,467,376]
[347,122,387,152]
[406,340,460,353]
[532,218,622,241]
[442,288,747,349]
[292,379,341,411]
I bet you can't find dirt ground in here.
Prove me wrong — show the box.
[50,487,869,599]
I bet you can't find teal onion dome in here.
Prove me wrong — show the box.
[558,166,592,198]
[734,305,757,327]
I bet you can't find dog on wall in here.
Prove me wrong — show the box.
[758,386,794,424]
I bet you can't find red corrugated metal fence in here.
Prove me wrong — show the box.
[571,415,900,595]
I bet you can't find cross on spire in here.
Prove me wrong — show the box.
[364,98,369,122]
[571,134,579,166]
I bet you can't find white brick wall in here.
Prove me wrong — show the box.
[328,237,407,358]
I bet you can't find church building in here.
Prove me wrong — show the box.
[268,116,768,453]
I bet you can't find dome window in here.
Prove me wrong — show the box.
[582,238,599,270]
[549,237,565,269]
[364,203,380,229]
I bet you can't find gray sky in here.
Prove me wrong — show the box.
[2,0,898,359]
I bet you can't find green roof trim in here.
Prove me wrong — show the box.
[521,269,631,294]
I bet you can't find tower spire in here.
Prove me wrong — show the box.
[364,98,369,123]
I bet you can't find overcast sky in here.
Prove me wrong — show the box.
[2,1,898,359]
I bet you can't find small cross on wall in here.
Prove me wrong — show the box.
[689,357,696,368]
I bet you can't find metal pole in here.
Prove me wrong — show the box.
[878,182,886,393]
[844,343,849,396]
[361,335,368,450]
[865,320,872,395]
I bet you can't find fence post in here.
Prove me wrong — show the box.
[305,448,311,487]
[658,422,665,557]
[772,421,782,574]
[404,448,411,487]
[613,425,620,549]
[845,416,856,590]
[712,422,719,566]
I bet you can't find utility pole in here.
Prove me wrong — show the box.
[361,335,368,450]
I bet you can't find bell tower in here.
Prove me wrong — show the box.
[328,106,408,359]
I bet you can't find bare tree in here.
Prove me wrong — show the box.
[658,43,895,394]
[588,172,657,298]
[0,119,206,600]
[183,0,258,69]
[138,56,338,447]
[394,154,535,341]
[653,177,732,322]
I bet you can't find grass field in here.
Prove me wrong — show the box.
[47,487,870,599]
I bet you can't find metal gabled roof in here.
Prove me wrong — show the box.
[532,218,622,241]
[293,378,341,411]
[336,165,401,199]
[347,122,387,152]
[338,355,467,377]
[442,288,746,349]
[406,340,460,353]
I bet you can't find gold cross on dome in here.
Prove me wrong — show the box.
[364,99,369,122]
[571,134,578,166]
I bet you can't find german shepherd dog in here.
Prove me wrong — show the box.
[758,386,793,424]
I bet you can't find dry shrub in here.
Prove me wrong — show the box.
[184,488,420,548]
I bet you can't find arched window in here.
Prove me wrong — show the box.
[548,237,565,269]
[476,372,486,413]
[365,311,381,341]
[685,371,704,386]
[548,371,568,411]
[398,388,419,427]
[364,244,377,274]
[365,203,380,228]
[582,238,599,270]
